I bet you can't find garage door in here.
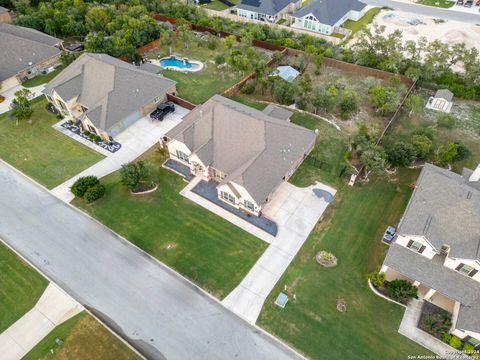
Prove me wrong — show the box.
[108,111,141,138]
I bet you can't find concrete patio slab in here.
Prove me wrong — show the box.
[0,283,83,360]
[222,181,336,324]
[51,106,189,202]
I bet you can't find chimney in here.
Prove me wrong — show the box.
[469,164,480,182]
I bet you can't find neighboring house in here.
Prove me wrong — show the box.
[0,23,62,91]
[291,0,368,35]
[164,95,316,216]
[272,65,300,83]
[0,6,12,23]
[381,163,480,343]
[236,0,302,23]
[426,89,453,113]
[43,53,177,141]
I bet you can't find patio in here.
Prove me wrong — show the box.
[191,179,278,237]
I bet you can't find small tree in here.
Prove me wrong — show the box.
[404,93,424,117]
[388,141,418,167]
[339,90,359,119]
[411,134,433,160]
[10,89,33,126]
[387,279,417,304]
[436,142,458,166]
[312,88,337,114]
[360,144,387,179]
[272,80,294,105]
[369,86,400,116]
[120,161,154,191]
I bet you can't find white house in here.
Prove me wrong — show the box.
[164,95,316,216]
[381,163,480,344]
[236,0,302,23]
[426,89,454,113]
[291,0,369,35]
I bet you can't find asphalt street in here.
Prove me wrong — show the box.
[0,161,302,360]
[363,0,480,24]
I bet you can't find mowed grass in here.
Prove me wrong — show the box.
[343,8,381,36]
[73,150,267,299]
[0,97,104,189]
[22,67,64,88]
[418,0,455,8]
[258,169,434,359]
[24,311,141,360]
[0,242,48,332]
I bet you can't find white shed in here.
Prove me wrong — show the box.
[426,89,453,113]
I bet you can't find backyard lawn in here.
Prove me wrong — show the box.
[24,312,140,360]
[258,169,433,359]
[343,7,382,37]
[22,67,64,88]
[0,97,104,189]
[417,0,455,8]
[0,242,48,333]
[73,150,267,299]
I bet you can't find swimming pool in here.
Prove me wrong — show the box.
[158,56,203,72]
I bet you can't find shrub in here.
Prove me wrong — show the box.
[94,135,102,142]
[411,135,433,160]
[387,279,417,304]
[84,130,90,136]
[84,183,105,203]
[241,79,256,94]
[412,127,435,141]
[388,141,418,167]
[120,161,155,190]
[437,114,456,129]
[339,90,359,119]
[70,176,99,197]
[453,140,471,161]
[463,343,475,354]
[368,272,385,288]
[441,332,452,343]
[449,335,462,349]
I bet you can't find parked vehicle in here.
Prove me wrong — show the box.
[457,0,464,4]
[382,226,397,244]
[465,0,473,7]
[150,101,175,121]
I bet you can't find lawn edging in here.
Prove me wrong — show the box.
[368,279,407,308]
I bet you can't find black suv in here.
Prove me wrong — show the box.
[150,101,175,121]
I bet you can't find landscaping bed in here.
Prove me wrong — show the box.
[61,121,122,153]
[73,150,267,299]
[0,97,104,189]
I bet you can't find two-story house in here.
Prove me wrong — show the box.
[291,0,369,36]
[381,163,480,343]
[236,0,302,23]
[163,95,316,216]
[43,53,177,141]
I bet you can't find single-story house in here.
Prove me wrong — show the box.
[272,65,300,83]
[43,53,177,141]
[164,95,317,216]
[381,163,480,342]
[291,0,369,35]
[236,0,302,23]
[0,23,62,91]
[0,6,12,23]
[426,89,453,113]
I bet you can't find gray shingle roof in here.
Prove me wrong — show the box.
[43,53,176,133]
[0,23,62,81]
[237,0,296,16]
[435,89,453,102]
[166,95,316,205]
[397,163,480,260]
[262,104,293,121]
[384,243,480,333]
[293,0,367,26]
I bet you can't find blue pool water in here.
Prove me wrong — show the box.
[160,57,200,70]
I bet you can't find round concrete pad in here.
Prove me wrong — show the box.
[313,188,334,203]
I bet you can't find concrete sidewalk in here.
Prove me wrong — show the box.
[222,181,336,324]
[51,107,189,202]
[399,299,471,360]
[0,283,83,360]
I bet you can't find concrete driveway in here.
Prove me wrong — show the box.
[0,161,302,360]
[51,106,189,202]
[222,181,336,324]
[0,84,45,114]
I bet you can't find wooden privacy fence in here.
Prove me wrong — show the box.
[167,93,197,110]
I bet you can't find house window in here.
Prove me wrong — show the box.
[406,240,425,254]
[176,150,189,162]
[244,200,255,211]
[456,263,478,277]
[220,191,235,203]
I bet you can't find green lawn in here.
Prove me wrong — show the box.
[0,242,48,333]
[343,7,382,36]
[22,67,64,88]
[24,312,140,360]
[73,150,267,299]
[258,170,433,359]
[0,97,104,189]
[417,0,455,8]
[201,0,230,11]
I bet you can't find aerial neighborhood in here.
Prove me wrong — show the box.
[0,0,479,359]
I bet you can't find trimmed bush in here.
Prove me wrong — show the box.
[441,332,452,343]
[463,343,475,354]
[449,335,462,349]
[241,79,256,95]
[84,183,105,203]
[387,279,417,304]
[368,272,385,288]
[70,176,99,197]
